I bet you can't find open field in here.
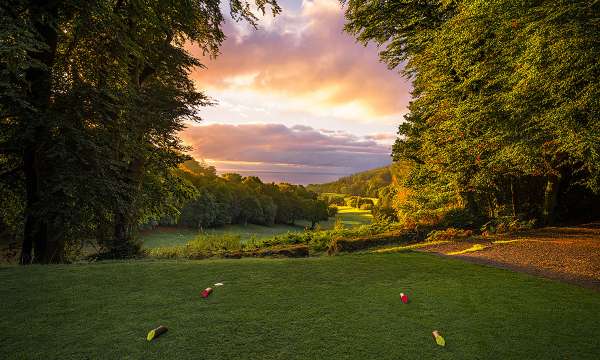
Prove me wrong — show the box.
[313,205,373,230]
[140,206,372,249]
[320,192,379,206]
[1,252,599,359]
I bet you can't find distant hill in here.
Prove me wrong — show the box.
[307,165,397,197]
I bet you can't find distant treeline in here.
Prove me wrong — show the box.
[167,160,331,230]
[307,166,395,198]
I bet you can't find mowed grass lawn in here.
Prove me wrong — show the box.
[2,253,599,359]
[140,206,372,248]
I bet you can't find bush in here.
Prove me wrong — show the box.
[425,228,473,242]
[439,208,486,229]
[252,244,309,258]
[187,233,243,252]
[372,205,398,222]
[481,217,536,235]
[148,222,409,260]
[96,236,143,260]
[327,230,414,254]
[147,234,308,259]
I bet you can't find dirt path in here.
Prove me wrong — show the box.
[417,223,600,291]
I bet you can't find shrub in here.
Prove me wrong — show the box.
[252,244,309,258]
[439,208,486,229]
[147,245,186,259]
[481,217,536,235]
[372,205,398,222]
[327,230,415,254]
[187,233,243,252]
[147,234,308,259]
[426,228,473,242]
[96,236,143,260]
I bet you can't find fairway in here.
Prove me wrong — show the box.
[1,253,599,359]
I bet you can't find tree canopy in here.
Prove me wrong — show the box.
[170,160,330,230]
[344,0,600,226]
[1,0,280,263]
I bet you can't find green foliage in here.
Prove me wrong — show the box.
[249,220,403,253]
[425,228,473,242]
[481,217,536,236]
[320,193,346,206]
[1,0,280,262]
[344,0,600,227]
[0,182,24,243]
[172,160,332,230]
[147,233,243,259]
[187,233,243,253]
[308,165,399,197]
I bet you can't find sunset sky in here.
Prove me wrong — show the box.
[181,0,412,184]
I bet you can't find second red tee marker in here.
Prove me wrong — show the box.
[201,287,213,298]
[400,292,408,304]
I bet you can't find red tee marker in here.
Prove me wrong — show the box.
[201,287,213,298]
[400,292,408,304]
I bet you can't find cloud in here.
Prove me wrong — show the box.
[365,132,398,144]
[189,0,412,120]
[180,123,392,184]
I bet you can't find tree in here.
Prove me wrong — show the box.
[344,0,600,226]
[180,190,218,229]
[1,0,280,263]
[303,199,329,230]
[238,195,263,226]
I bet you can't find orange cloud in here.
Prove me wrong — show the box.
[188,0,412,118]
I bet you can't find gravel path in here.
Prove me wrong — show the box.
[418,223,600,291]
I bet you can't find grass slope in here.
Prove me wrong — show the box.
[1,253,599,359]
[140,224,306,249]
[141,206,372,249]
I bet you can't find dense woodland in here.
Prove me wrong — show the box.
[342,0,600,227]
[1,0,599,264]
[171,160,329,230]
[0,0,281,263]
[307,165,394,198]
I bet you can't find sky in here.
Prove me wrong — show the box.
[181,0,412,184]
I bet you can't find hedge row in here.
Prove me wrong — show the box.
[148,244,309,260]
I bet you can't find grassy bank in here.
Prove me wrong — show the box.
[1,253,599,359]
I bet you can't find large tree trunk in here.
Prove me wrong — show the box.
[542,173,561,226]
[20,1,59,264]
[460,189,480,218]
[112,157,145,256]
[21,146,44,264]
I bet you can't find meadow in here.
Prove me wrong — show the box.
[2,252,599,359]
[140,206,372,249]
